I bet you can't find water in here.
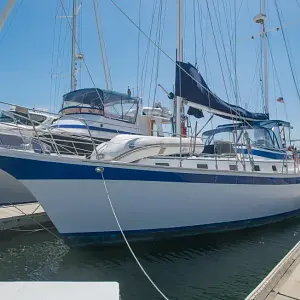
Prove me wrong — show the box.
[0,219,300,300]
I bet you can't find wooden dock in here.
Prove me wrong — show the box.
[0,203,50,231]
[246,240,300,299]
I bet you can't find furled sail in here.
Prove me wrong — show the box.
[175,61,269,122]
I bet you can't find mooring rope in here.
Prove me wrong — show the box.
[100,168,170,300]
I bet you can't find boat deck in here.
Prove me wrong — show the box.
[246,241,300,299]
[0,203,50,230]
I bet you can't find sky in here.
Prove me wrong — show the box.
[1,0,300,138]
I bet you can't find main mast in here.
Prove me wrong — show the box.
[254,0,268,115]
[176,0,184,136]
[70,0,77,91]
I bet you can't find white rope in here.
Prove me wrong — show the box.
[100,170,170,300]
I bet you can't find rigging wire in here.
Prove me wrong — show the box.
[96,0,113,90]
[259,26,264,111]
[192,0,198,68]
[93,0,109,90]
[152,0,168,108]
[205,0,230,103]
[234,0,237,105]
[211,1,240,106]
[268,38,288,120]
[136,0,142,98]
[248,45,262,111]
[245,0,263,112]
[52,3,64,110]
[0,0,24,47]
[274,0,300,102]
[53,0,72,112]
[50,0,60,112]
[79,0,83,89]
[278,2,299,88]
[109,0,258,126]
[147,0,163,107]
[196,0,208,81]
[58,0,122,129]
[271,55,278,120]
[59,0,107,104]
[139,0,158,99]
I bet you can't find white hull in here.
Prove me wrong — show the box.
[1,149,300,245]
[23,179,300,233]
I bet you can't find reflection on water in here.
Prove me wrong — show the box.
[0,219,300,300]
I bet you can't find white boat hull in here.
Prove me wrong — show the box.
[1,149,300,245]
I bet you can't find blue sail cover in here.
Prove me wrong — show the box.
[175,61,269,122]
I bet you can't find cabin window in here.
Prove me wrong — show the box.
[0,111,47,126]
[229,165,238,171]
[155,162,169,166]
[197,164,208,169]
[253,165,260,171]
[61,88,139,123]
[272,165,277,172]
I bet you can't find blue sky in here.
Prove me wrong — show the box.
[1,0,300,137]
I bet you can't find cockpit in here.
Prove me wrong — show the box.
[202,120,292,154]
[60,88,140,124]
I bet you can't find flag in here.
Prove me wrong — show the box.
[277,97,284,103]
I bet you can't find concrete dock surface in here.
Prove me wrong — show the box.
[0,202,50,230]
[0,281,119,300]
[246,240,300,299]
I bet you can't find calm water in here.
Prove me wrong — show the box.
[0,219,300,300]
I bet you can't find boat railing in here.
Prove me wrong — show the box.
[0,101,298,174]
[0,101,202,158]
[0,99,170,136]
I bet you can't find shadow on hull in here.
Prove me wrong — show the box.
[0,169,37,205]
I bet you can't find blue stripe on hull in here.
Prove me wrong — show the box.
[237,148,290,160]
[1,154,300,185]
[62,207,300,247]
[51,124,139,135]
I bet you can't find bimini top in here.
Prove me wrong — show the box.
[60,88,139,111]
[202,120,291,137]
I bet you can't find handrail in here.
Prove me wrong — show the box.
[0,100,298,175]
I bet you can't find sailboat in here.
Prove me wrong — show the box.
[0,0,300,245]
[0,1,173,157]
[37,0,173,156]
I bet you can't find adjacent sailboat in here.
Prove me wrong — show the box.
[0,0,300,246]
[39,0,173,156]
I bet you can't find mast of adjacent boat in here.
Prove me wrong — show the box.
[70,0,83,91]
[0,0,16,32]
[254,0,269,115]
[70,0,77,91]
